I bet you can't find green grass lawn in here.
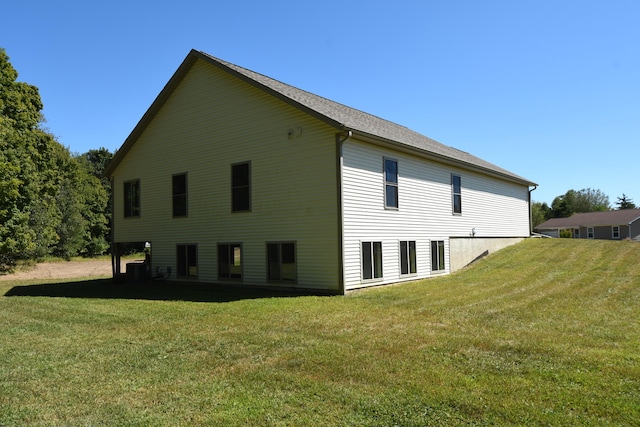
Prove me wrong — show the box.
[1,239,638,426]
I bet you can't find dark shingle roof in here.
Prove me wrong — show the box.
[535,209,640,229]
[195,51,534,186]
[106,49,536,186]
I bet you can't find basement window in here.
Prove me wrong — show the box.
[267,242,296,282]
[218,243,242,279]
[177,244,197,277]
[400,240,417,275]
[362,241,383,280]
[431,240,445,272]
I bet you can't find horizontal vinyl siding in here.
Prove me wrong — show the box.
[342,139,528,290]
[631,220,640,241]
[112,60,340,291]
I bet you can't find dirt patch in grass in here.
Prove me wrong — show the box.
[0,258,134,281]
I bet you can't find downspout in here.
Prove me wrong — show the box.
[528,185,537,236]
[336,130,352,295]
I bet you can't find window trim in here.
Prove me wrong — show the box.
[218,243,243,280]
[574,228,580,238]
[612,226,620,239]
[587,227,594,239]
[266,241,297,283]
[384,158,398,210]
[361,241,383,281]
[176,243,198,278]
[400,240,417,276]
[431,240,446,272]
[123,179,141,218]
[231,161,251,213]
[451,174,462,215]
[172,172,188,218]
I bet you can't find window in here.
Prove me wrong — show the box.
[267,242,296,282]
[452,174,461,215]
[176,244,197,277]
[574,228,580,238]
[172,173,188,217]
[431,240,445,272]
[232,162,251,212]
[384,158,398,209]
[218,243,242,279]
[362,241,383,280]
[400,241,417,275]
[587,227,594,239]
[612,226,620,239]
[124,179,140,218]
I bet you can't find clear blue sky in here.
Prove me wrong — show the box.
[3,0,638,206]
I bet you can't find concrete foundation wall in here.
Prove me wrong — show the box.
[450,237,525,272]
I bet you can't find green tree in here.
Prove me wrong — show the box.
[52,147,110,258]
[0,48,57,269]
[77,148,112,255]
[80,147,113,182]
[531,201,551,228]
[615,194,636,210]
[551,188,610,218]
[54,177,87,259]
[0,49,110,270]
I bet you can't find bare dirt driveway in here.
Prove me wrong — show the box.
[0,259,133,281]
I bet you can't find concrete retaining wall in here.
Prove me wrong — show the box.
[449,237,525,272]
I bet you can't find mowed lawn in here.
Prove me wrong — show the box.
[1,239,638,426]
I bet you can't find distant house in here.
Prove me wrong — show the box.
[535,209,640,241]
[104,49,536,294]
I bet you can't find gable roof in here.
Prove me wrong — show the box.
[535,209,640,230]
[105,49,536,186]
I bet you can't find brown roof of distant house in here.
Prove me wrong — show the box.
[535,209,640,229]
[105,49,536,187]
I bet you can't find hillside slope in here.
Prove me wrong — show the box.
[1,238,638,426]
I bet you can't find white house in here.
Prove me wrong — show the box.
[105,49,536,294]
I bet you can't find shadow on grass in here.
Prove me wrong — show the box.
[4,279,323,302]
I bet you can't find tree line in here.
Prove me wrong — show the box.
[532,189,636,228]
[0,48,636,271]
[1,49,113,271]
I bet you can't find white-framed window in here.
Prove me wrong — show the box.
[612,226,620,239]
[218,243,242,279]
[400,241,417,275]
[362,241,383,280]
[384,158,398,209]
[431,240,445,272]
[452,174,461,215]
[573,228,580,238]
[587,227,594,239]
[267,242,296,282]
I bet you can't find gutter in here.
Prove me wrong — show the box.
[336,130,352,295]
